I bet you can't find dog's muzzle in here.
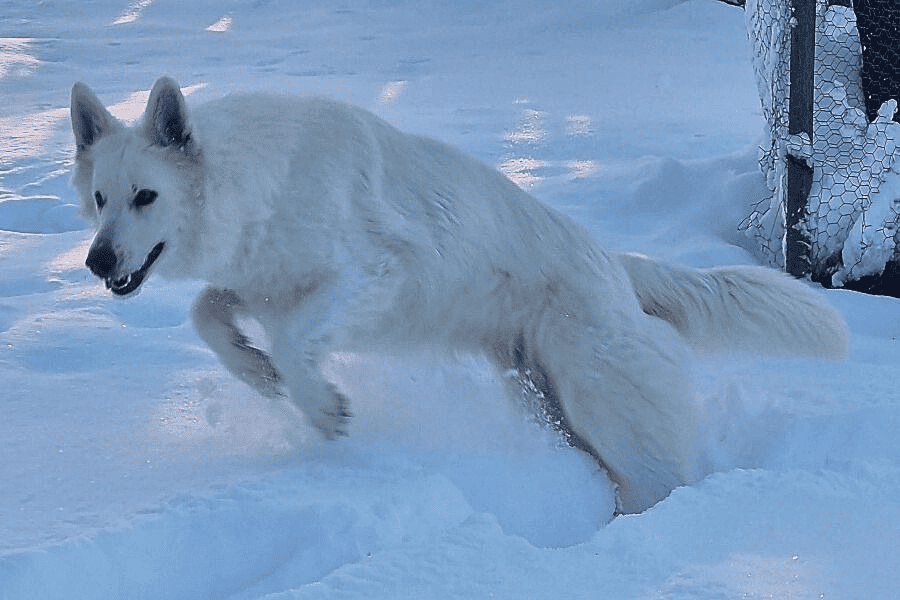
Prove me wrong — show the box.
[86,240,165,296]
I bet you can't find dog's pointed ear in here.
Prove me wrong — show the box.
[144,76,191,149]
[71,82,121,152]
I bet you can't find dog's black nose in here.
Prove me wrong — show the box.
[85,241,117,278]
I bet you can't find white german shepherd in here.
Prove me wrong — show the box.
[71,77,848,513]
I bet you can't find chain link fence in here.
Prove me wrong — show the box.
[737,0,900,294]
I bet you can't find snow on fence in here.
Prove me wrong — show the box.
[737,0,900,294]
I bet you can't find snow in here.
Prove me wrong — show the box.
[1,1,898,598]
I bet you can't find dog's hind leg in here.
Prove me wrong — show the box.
[519,293,705,514]
[499,333,608,467]
[191,287,283,398]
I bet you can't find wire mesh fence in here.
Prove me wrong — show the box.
[738,0,900,294]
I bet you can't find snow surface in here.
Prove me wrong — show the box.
[1,1,898,598]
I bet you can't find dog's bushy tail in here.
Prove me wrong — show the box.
[617,253,850,358]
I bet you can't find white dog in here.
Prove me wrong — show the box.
[71,77,849,513]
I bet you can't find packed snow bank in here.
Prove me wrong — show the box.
[0,196,82,234]
[261,464,900,600]
[1,352,617,599]
[0,465,474,600]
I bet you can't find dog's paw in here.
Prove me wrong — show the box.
[307,385,352,439]
[234,343,283,398]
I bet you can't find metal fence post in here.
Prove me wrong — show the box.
[785,0,816,278]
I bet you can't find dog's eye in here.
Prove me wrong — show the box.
[94,191,105,211]
[133,189,158,208]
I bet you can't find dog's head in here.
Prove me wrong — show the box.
[71,77,199,296]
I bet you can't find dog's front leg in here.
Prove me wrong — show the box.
[269,289,352,439]
[191,287,283,398]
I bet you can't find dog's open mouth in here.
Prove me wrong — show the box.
[107,242,165,296]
